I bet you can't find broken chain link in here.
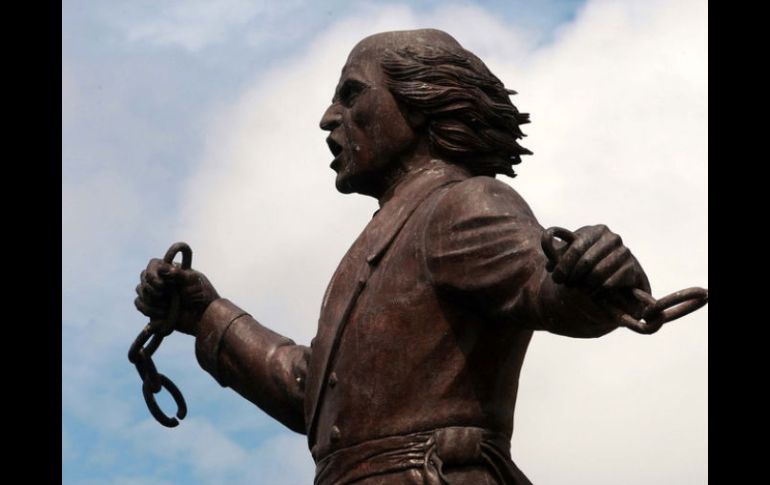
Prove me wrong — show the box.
[128,242,192,427]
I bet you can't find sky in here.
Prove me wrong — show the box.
[62,1,707,484]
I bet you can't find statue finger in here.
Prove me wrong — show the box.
[176,268,200,286]
[164,264,191,285]
[136,283,169,309]
[584,246,629,289]
[146,257,165,272]
[138,281,163,299]
[180,283,206,301]
[144,264,171,289]
[134,297,169,319]
[566,232,622,286]
[552,236,592,285]
[602,260,638,290]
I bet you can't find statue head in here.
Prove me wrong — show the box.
[320,29,531,197]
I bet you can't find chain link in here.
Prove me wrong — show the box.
[128,242,192,428]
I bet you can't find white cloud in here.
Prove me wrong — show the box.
[62,170,146,296]
[418,4,537,65]
[169,1,706,484]
[239,433,315,485]
[63,357,135,432]
[125,0,267,51]
[129,417,249,478]
[126,417,313,485]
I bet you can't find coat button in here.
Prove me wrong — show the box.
[330,425,341,443]
[328,372,338,388]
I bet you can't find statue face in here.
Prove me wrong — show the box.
[320,41,417,198]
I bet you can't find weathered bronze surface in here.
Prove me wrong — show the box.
[132,29,707,484]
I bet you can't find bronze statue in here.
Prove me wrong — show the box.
[132,29,707,484]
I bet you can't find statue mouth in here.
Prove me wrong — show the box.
[327,137,344,170]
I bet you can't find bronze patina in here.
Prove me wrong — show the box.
[132,29,707,484]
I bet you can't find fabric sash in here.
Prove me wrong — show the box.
[314,426,533,485]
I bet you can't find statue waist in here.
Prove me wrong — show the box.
[313,426,532,485]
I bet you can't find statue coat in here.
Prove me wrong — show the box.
[195,160,618,484]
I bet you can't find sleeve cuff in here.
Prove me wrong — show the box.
[195,298,249,387]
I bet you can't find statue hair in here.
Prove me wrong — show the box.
[381,45,532,177]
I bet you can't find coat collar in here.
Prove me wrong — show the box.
[364,160,471,265]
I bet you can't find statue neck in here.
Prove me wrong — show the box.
[375,138,436,206]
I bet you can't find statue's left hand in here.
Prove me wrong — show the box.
[546,224,650,318]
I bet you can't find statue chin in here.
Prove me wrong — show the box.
[335,171,375,197]
[335,174,356,195]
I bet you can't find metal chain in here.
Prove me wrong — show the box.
[128,242,192,427]
[541,227,708,335]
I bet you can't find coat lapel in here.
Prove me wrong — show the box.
[305,162,470,446]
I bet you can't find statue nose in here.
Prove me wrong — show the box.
[320,106,342,131]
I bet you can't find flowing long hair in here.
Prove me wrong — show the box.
[381,45,531,177]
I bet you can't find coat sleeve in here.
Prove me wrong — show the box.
[195,298,309,433]
[424,177,621,338]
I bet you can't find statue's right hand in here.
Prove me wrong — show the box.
[134,258,220,336]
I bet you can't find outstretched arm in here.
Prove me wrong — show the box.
[135,260,309,434]
[424,177,650,338]
[195,299,308,433]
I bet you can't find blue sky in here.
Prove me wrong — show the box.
[62,1,707,484]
